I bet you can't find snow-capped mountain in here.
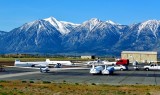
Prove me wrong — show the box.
[1,17,160,56]
[113,20,160,52]
[0,19,62,53]
[82,18,102,31]
[44,17,79,35]
[106,20,120,25]
[138,20,160,37]
[62,18,122,54]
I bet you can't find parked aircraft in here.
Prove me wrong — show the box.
[14,60,47,67]
[45,59,73,67]
[86,59,115,66]
[14,59,116,74]
[87,59,129,66]
[89,64,114,75]
[14,59,74,68]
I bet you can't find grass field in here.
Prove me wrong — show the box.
[0,80,160,95]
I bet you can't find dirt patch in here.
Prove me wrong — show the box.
[0,61,14,66]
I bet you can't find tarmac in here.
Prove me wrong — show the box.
[1,66,160,85]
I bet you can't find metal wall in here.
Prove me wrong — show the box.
[81,56,95,59]
[121,51,157,63]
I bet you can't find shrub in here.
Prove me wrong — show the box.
[75,83,79,85]
[30,81,34,83]
[91,83,96,85]
[146,92,151,95]
[63,80,66,83]
[43,81,51,84]
[22,80,27,83]
[0,85,4,88]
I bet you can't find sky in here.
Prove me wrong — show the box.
[0,0,160,31]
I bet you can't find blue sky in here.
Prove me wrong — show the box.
[0,0,160,31]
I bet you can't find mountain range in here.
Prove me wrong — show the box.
[0,17,160,56]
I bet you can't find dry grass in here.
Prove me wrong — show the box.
[0,80,160,95]
[0,57,95,62]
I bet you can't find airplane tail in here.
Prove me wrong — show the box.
[46,59,50,62]
[15,59,20,62]
[92,64,95,69]
[14,59,20,66]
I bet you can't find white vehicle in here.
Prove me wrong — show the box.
[132,61,139,70]
[144,63,160,71]
[113,65,127,71]
[90,64,114,75]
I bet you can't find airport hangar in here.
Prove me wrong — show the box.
[121,51,157,63]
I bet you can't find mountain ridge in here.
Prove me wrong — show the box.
[0,17,159,56]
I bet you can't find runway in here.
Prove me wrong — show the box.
[1,67,160,85]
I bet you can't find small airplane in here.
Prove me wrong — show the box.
[45,59,73,68]
[86,59,116,66]
[89,64,114,75]
[14,59,86,73]
[14,59,74,68]
[14,59,48,67]
[89,58,130,74]
[87,59,129,66]
[14,59,119,74]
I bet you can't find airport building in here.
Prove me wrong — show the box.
[121,51,157,63]
[81,55,95,59]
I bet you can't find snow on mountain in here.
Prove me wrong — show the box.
[81,18,102,31]
[60,21,80,27]
[63,18,121,53]
[113,20,160,52]
[138,20,160,37]
[0,19,62,53]
[1,17,160,56]
[20,20,50,32]
[106,20,120,25]
[44,17,79,35]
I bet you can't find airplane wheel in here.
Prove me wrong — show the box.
[99,71,102,74]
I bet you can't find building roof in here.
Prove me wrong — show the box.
[121,51,157,54]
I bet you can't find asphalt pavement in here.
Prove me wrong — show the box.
[0,66,160,85]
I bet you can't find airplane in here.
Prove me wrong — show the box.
[45,59,73,68]
[86,59,116,66]
[87,58,129,66]
[89,64,114,75]
[14,59,74,68]
[14,59,84,73]
[14,59,48,67]
[14,59,114,74]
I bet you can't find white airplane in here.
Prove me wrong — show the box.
[103,61,116,65]
[86,59,116,66]
[45,59,73,68]
[14,59,114,74]
[89,64,114,75]
[14,59,48,67]
[14,59,74,68]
